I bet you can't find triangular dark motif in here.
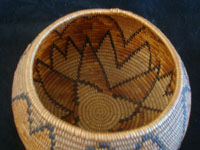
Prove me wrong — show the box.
[34,15,174,130]
[12,93,56,150]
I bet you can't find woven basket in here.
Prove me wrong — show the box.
[12,9,191,150]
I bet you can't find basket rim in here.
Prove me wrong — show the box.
[25,8,182,140]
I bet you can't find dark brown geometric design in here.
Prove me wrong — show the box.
[33,15,174,132]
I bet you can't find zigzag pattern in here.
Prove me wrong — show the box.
[54,15,146,48]
[180,63,191,140]
[34,14,174,130]
[12,93,56,150]
[135,133,166,150]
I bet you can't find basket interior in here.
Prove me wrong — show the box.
[33,13,176,132]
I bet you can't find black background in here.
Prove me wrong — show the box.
[0,0,199,149]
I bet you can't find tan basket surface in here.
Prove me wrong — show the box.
[12,9,191,150]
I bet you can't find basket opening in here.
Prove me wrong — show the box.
[32,13,176,132]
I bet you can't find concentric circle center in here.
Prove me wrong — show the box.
[78,93,121,131]
[33,13,176,132]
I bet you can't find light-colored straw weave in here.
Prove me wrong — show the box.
[12,9,191,150]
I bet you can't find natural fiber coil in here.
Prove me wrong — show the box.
[12,9,191,150]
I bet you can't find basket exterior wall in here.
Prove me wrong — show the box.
[12,43,191,150]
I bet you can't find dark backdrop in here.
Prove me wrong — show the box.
[0,0,199,149]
